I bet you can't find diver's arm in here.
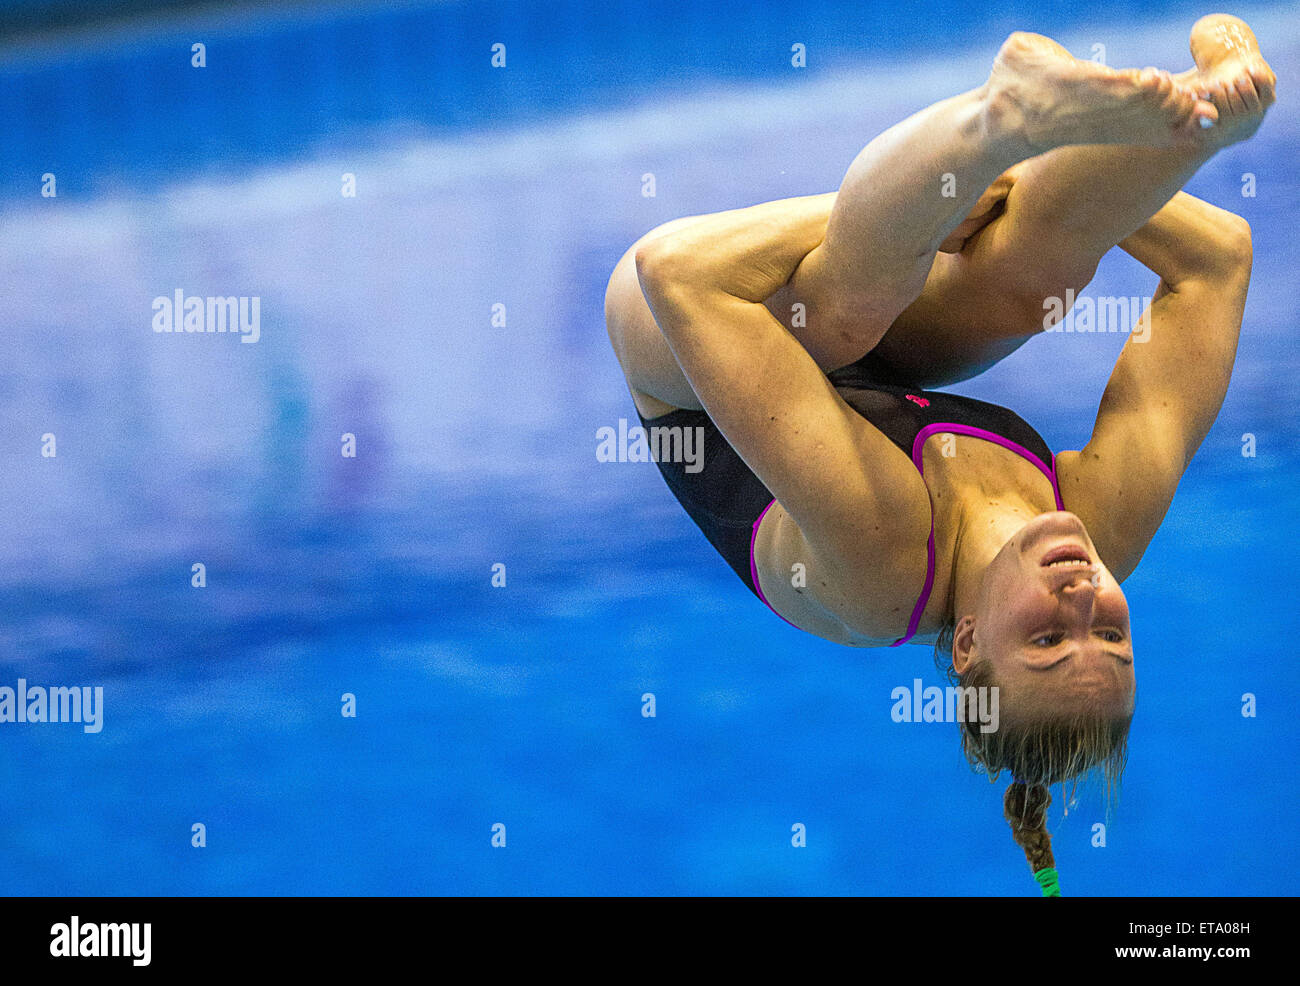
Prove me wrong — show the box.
[1056,192,1250,580]
[606,195,837,414]
[1109,191,1250,468]
[1120,192,1253,308]
[606,167,1024,412]
[633,203,928,617]
[636,195,834,308]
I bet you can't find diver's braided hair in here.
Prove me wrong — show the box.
[1004,781,1054,873]
[935,619,1130,897]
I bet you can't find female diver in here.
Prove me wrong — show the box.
[604,15,1274,894]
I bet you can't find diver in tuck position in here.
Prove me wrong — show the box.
[604,15,1274,894]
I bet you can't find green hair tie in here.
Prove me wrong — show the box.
[1034,867,1062,897]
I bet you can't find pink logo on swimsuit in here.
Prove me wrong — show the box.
[905,394,930,408]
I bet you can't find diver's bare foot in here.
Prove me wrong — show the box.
[1173,14,1276,148]
[984,32,1217,153]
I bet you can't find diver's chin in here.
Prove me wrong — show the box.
[1017,511,1092,561]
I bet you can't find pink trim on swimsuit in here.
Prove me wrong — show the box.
[748,423,1064,645]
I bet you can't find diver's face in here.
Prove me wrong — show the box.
[963,512,1135,713]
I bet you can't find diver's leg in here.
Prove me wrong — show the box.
[869,14,1274,387]
[608,31,1212,412]
[773,31,1213,370]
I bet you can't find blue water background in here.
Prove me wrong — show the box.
[0,0,1296,895]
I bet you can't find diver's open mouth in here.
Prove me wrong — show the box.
[1040,544,1092,568]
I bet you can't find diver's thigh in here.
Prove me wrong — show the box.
[864,251,1049,386]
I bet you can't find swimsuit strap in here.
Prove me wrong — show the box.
[748,424,1062,646]
[888,424,1064,647]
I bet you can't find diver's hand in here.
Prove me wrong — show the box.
[938,163,1025,253]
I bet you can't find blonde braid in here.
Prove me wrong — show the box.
[1004,781,1055,873]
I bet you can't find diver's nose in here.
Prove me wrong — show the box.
[1061,573,1097,623]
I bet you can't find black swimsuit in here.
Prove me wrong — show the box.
[638,352,1064,645]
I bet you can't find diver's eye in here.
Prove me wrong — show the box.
[1096,629,1125,643]
[1032,631,1063,647]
